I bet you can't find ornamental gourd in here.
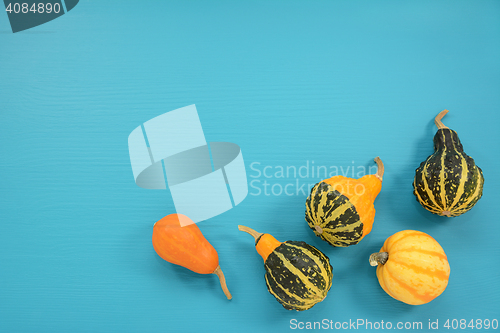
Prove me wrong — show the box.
[305,157,384,247]
[369,230,450,305]
[152,214,232,300]
[413,110,484,217]
[238,225,332,311]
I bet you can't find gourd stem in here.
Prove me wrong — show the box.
[374,157,384,182]
[435,110,449,130]
[369,252,389,266]
[213,265,232,300]
[238,225,263,241]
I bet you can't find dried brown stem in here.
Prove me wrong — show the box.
[213,265,232,300]
[435,110,449,130]
[238,225,263,242]
[374,157,384,182]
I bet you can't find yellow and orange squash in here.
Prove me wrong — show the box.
[152,214,232,300]
[369,230,450,305]
[306,157,384,247]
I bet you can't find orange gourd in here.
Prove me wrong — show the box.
[369,230,450,305]
[152,214,232,300]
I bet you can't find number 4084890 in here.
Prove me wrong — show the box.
[5,3,61,14]
[444,319,498,330]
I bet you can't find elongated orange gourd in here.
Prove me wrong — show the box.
[152,214,232,300]
[369,230,450,305]
[306,157,384,247]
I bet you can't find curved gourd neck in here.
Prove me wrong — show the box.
[238,225,282,262]
[434,129,463,152]
[433,109,463,152]
[356,157,384,199]
[323,157,384,199]
[358,176,383,199]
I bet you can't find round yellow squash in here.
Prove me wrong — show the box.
[369,230,450,305]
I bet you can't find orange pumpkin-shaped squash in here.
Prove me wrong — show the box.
[152,214,231,299]
[369,230,450,305]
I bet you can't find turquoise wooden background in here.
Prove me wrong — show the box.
[1,1,499,332]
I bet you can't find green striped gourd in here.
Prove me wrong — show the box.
[238,225,332,311]
[413,110,484,217]
[305,157,384,247]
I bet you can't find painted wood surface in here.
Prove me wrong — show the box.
[1,1,499,332]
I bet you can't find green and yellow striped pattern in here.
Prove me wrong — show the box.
[305,182,363,247]
[413,129,484,217]
[264,241,333,311]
